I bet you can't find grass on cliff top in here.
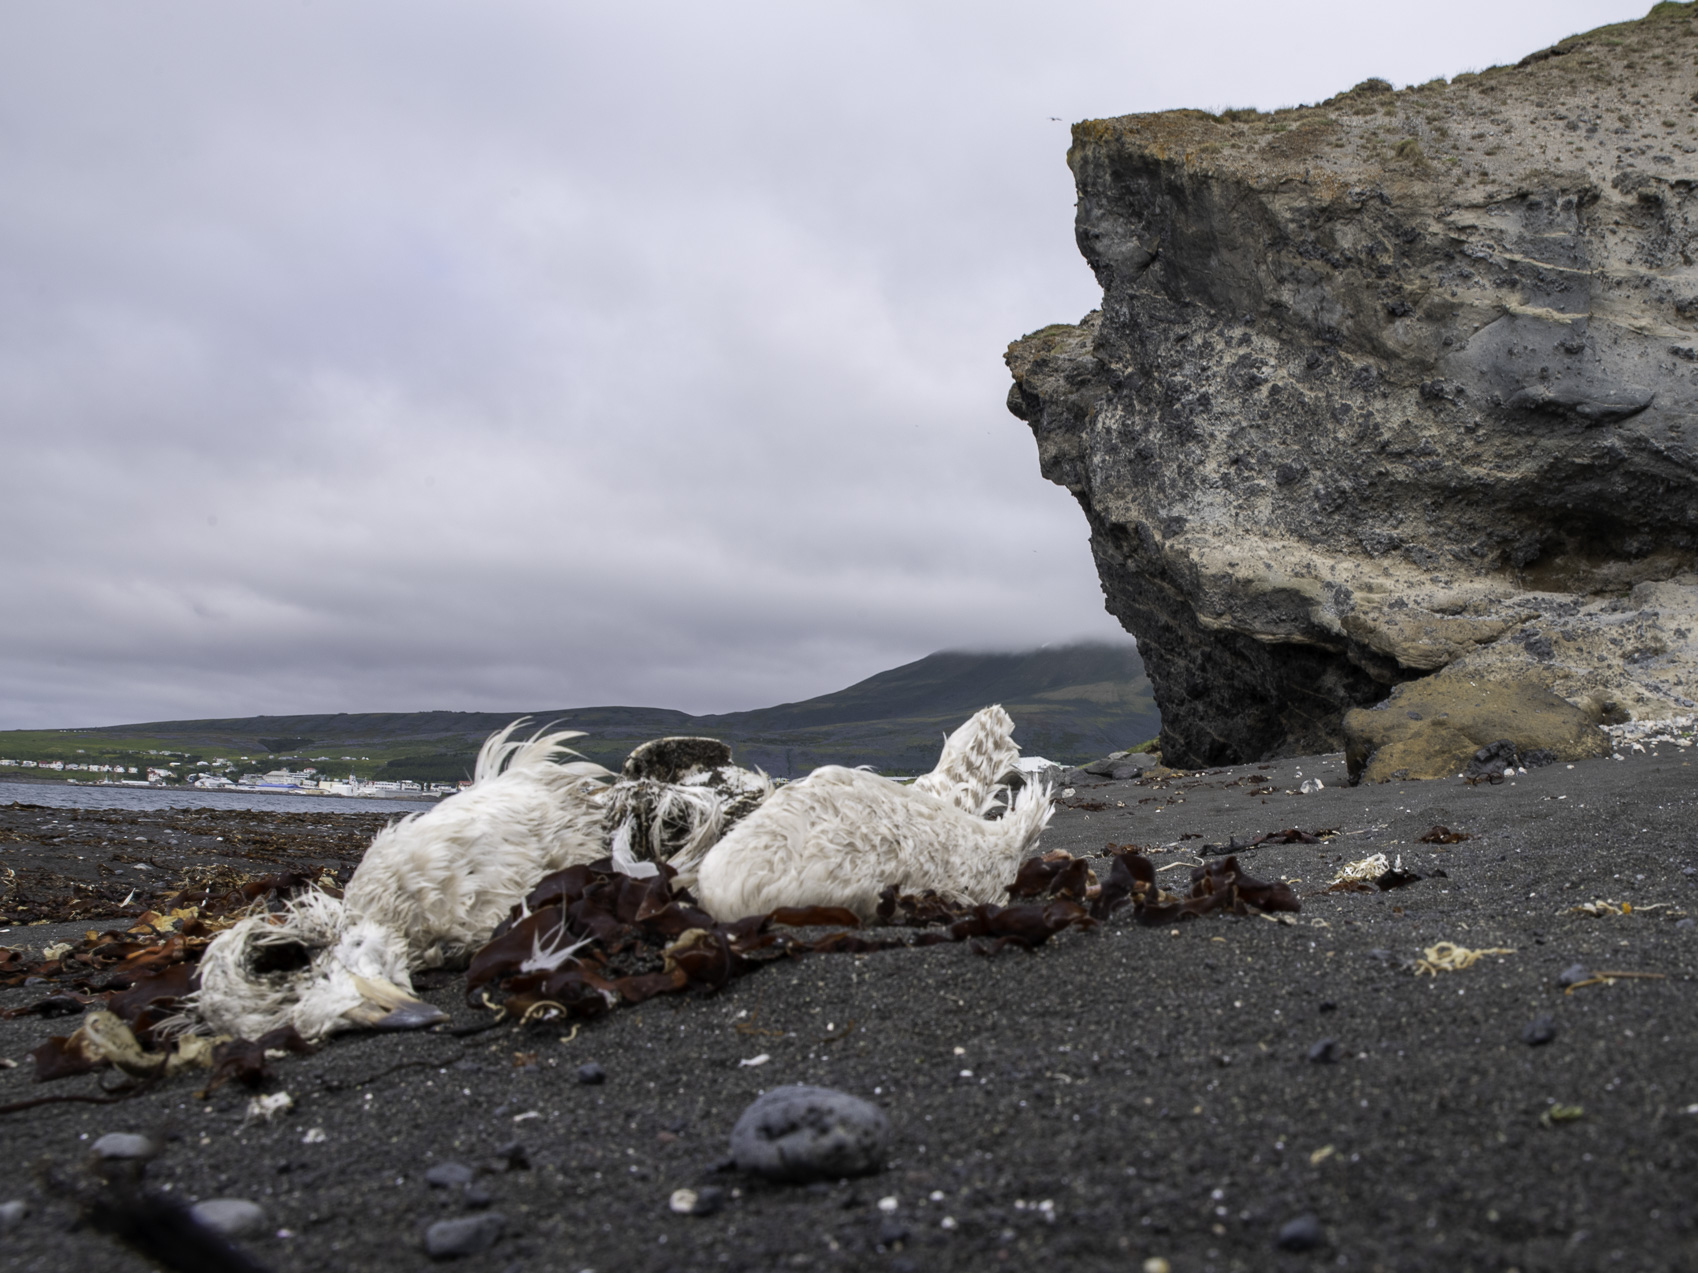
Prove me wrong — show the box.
[1108,0,1693,135]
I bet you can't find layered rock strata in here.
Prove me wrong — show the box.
[1007,2,1698,769]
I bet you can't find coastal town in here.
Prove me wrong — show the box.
[0,754,459,799]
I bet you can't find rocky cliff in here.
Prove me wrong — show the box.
[1007,2,1698,770]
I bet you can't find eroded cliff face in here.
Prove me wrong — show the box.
[1008,2,1698,768]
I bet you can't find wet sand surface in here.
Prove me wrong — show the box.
[0,803,396,924]
[1,749,1695,1273]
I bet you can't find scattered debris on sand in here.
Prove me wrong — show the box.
[1540,1104,1585,1128]
[465,850,1300,1026]
[1417,825,1471,845]
[0,844,1301,1096]
[1560,969,1667,994]
[1,871,317,1004]
[1323,854,1423,894]
[1566,899,1684,919]
[1412,942,1515,975]
[1327,854,1389,890]
[1199,827,1332,857]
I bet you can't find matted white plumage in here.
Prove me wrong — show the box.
[689,705,1054,921]
[185,720,613,1042]
[600,736,774,879]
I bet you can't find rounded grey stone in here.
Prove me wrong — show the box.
[1276,1213,1325,1251]
[424,1212,505,1259]
[1557,963,1591,988]
[729,1085,889,1182]
[0,1200,28,1234]
[188,1198,266,1238]
[90,1133,156,1161]
[424,1162,476,1188]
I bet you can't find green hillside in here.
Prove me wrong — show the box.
[0,642,1158,781]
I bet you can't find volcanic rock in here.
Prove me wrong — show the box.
[424,1212,505,1259]
[1006,3,1698,769]
[575,1062,606,1085]
[728,1086,889,1182]
[1276,1213,1326,1252]
[1343,670,1610,781]
[424,1162,476,1188]
[1079,752,1158,780]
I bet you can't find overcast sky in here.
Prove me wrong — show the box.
[0,0,1646,728]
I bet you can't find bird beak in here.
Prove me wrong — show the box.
[342,973,449,1031]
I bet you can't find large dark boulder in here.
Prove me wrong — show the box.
[1006,4,1698,770]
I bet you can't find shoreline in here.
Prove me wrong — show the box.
[0,745,1694,1271]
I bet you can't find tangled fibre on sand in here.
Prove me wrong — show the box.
[1412,941,1516,975]
[1,847,1300,1090]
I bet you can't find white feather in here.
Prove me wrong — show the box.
[185,719,612,1041]
[910,705,1021,816]
[609,822,660,878]
[693,750,1053,922]
[518,919,593,974]
[342,720,611,969]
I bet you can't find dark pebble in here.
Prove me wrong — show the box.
[729,1085,889,1182]
[878,1218,911,1244]
[691,1186,726,1217]
[465,1186,494,1209]
[1677,917,1695,930]
[492,1140,530,1171]
[425,1162,476,1188]
[576,1063,606,1085]
[424,1212,506,1259]
[90,1133,157,1161]
[1276,1213,1325,1251]
[188,1198,266,1238]
[1522,1014,1558,1046]
[1557,963,1591,988]
[0,1200,28,1234]
[1307,1038,1342,1064]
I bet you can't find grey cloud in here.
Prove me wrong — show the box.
[0,0,1643,727]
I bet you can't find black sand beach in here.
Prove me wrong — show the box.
[2,749,1695,1273]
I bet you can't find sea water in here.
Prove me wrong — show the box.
[0,780,437,816]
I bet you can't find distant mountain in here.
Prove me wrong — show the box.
[38,642,1158,779]
[690,644,1157,775]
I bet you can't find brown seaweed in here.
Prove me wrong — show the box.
[1418,825,1472,844]
[202,1025,316,1094]
[466,848,1301,1023]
